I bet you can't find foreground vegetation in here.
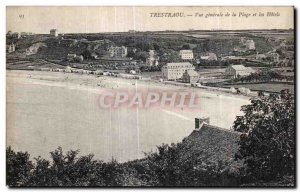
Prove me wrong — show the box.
[7,144,242,187]
[7,90,295,187]
[234,89,295,184]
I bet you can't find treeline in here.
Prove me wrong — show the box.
[236,70,294,83]
[10,32,274,64]
[6,144,241,187]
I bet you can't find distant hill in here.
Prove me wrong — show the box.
[6,31,275,63]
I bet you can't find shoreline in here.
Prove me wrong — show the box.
[6,69,252,101]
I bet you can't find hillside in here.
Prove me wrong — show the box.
[6,31,274,65]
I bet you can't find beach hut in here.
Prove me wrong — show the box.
[244,88,251,95]
[94,70,103,75]
[230,87,237,93]
[40,68,50,71]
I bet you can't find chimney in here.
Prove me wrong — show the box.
[195,117,210,130]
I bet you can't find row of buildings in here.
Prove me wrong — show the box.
[8,29,58,39]
[7,31,35,39]
[161,62,257,84]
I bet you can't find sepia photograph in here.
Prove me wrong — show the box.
[6,6,295,187]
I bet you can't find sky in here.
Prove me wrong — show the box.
[6,6,294,34]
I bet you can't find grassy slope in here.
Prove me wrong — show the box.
[7,32,274,63]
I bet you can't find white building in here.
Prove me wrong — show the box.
[11,32,21,39]
[255,52,280,62]
[50,29,58,37]
[146,57,159,67]
[255,53,267,60]
[109,46,127,58]
[269,52,280,62]
[200,53,217,61]
[182,70,199,83]
[162,62,195,80]
[6,43,16,53]
[146,50,159,67]
[225,65,256,79]
[179,50,194,60]
[221,56,247,62]
[67,53,84,62]
[67,54,76,61]
[245,40,256,50]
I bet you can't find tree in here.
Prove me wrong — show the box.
[81,50,93,60]
[233,89,295,183]
[6,146,34,186]
[134,51,148,62]
[126,50,135,58]
[146,143,181,186]
[182,44,191,49]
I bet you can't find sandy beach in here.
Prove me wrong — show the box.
[7,70,250,162]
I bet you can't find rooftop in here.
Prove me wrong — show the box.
[180,50,193,54]
[166,62,193,67]
[179,124,242,166]
[230,65,255,73]
[186,70,199,77]
[230,65,247,70]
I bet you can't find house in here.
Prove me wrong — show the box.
[6,43,16,53]
[179,50,194,60]
[129,70,137,75]
[67,54,77,61]
[145,50,159,67]
[40,68,50,71]
[182,70,199,83]
[225,65,255,79]
[50,29,58,37]
[200,53,217,61]
[109,46,127,58]
[90,53,98,59]
[65,66,74,73]
[26,42,46,55]
[177,117,242,173]
[11,32,21,39]
[6,31,12,36]
[76,55,84,62]
[268,52,280,62]
[255,53,267,60]
[235,38,256,52]
[221,56,247,62]
[20,32,34,38]
[146,57,159,67]
[161,62,195,81]
[67,54,84,62]
[256,52,280,62]
[245,40,256,50]
[94,70,104,75]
